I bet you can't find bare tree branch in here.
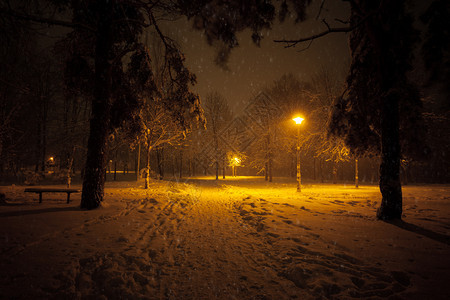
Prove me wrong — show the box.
[316,0,326,20]
[274,10,377,48]
[322,18,331,31]
[148,10,170,50]
[334,18,349,24]
[148,10,175,83]
[296,39,314,52]
[274,26,351,48]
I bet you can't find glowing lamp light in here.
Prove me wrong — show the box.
[49,157,54,162]
[293,117,304,125]
[233,157,241,166]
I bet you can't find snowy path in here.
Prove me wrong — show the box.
[1,179,449,299]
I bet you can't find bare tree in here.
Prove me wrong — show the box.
[252,75,313,181]
[203,92,232,180]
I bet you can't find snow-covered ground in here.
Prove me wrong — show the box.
[1,177,449,299]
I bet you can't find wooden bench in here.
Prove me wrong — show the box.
[24,188,80,204]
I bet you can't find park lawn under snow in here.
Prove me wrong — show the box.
[0,177,449,299]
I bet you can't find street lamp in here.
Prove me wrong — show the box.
[293,117,304,192]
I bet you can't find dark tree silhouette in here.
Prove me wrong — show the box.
[419,0,450,183]
[329,1,424,220]
[0,5,63,181]
[421,0,450,94]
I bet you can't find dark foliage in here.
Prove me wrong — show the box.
[329,1,425,161]
[421,0,450,91]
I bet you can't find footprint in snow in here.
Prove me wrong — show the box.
[148,198,158,204]
[300,206,310,212]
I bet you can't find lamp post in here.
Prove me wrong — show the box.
[293,117,304,192]
[232,156,240,177]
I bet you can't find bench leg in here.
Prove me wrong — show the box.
[39,193,42,204]
[67,193,70,204]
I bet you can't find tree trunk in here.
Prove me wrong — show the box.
[35,117,41,173]
[332,162,337,184]
[189,158,193,177]
[67,149,74,188]
[136,142,140,181]
[357,1,404,220]
[41,96,48,173]
[264,162,268,181]
[215,161,219,180]
[145,141,151,189]
[172,153,176,177]
[313,157,316,181]
[268,155,273,182]
[81,2,113,209]
[355,158,359,188]
[377,92,402,220]
[156,146,164,179]
[319,159,324,183]
[400,161,408,185]
[113,159,117,181]
[266,132,272,182]
[179,149,183,179]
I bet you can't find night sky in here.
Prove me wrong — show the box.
[162,0,351,114]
